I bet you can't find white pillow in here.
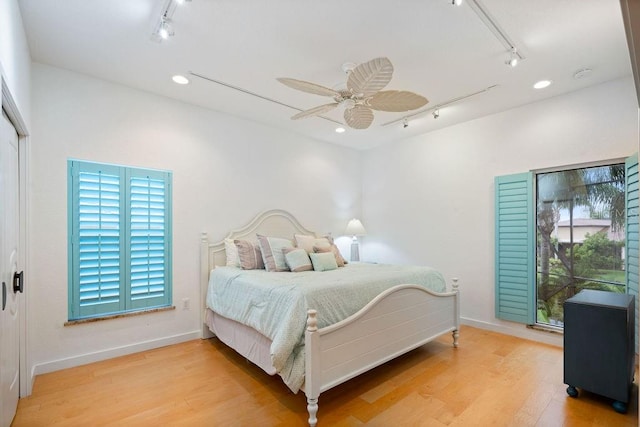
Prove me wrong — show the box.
[224,238,240,267]
[294,234,331,253]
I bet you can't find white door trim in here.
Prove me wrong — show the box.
[1,70,31,397]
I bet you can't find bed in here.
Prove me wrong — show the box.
[199,209,460,426]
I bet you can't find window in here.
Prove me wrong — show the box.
[495,155,638,332]
[536,164,625,327]
[68,160,172,320]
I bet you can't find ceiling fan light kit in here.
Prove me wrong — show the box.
[277,57,429,130]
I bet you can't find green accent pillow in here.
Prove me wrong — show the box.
[309,252,338,272]
[283,248,313,272]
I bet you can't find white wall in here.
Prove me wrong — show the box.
[29,63,362,377]
[361,78,639,345]
[0,0,31,128]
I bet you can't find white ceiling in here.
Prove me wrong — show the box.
[17,0,633,150]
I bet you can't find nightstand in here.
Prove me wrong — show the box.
[563,290,635,413]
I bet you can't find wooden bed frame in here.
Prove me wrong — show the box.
[200,209,460,426]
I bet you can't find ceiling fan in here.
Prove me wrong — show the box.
[277,57,428,130]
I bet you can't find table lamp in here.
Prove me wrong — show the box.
[345,218,367,261]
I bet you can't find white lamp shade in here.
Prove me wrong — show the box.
[345,218,367,236]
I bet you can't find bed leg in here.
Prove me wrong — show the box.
[452,329,459,348]
[307,397,318,427]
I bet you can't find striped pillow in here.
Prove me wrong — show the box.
[257,234,294,272]
[234,240,264,270]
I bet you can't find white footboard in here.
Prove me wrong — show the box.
[304,280,460,427]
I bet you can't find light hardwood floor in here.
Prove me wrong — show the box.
[13,326,638,426]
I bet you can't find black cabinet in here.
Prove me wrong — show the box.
[563,290,635,413]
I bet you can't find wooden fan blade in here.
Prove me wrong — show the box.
[277,78,339,97]
[344,105,374,129]
[291,103,339,120]
[367,90,429,112]
[347,57,394,97]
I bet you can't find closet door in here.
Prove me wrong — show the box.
[0,109,21,427]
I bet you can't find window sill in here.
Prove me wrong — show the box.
[65,305,175,326]
[527,323,564,335]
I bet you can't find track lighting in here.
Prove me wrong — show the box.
[433,109,440,119]
[403,118,409,128]
[452,0,463,5]
[152,0,190,43]
[467,1,524,67]
[506,48,518,67]
[159,17,174,40]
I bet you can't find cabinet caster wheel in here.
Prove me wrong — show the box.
[566,386,578,398]
[612,401,627,414]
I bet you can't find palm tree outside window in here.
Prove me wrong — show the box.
[536,164,625,327]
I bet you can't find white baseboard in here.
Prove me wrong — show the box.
[461,317,563,348]
[31,330,201,379]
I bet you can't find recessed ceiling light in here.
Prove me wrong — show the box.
[335,127,346,133]
[533,80,552,89]
[172,75,190,85]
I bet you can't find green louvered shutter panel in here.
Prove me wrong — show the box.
[495,172,535,324]
[625,153,638,348]
[69,161,125,318]
[126,168,172,309]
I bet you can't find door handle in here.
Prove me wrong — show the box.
[13,271,23,293]
[2,282,6,310]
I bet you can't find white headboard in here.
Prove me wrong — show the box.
[199,209,317,337]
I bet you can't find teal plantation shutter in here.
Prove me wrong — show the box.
[69,160,172,320]
[127,168,172,309]
[625,153,638,347]
[495,172,535,324]
[69,161,125,318]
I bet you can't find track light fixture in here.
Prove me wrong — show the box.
[506,48,518,67]
[452,0,463,5]
[403,118,409,128]
[466,1,525,67]
[433,109,440,119]
[152,0,191,43]
[159,17,174,40]
[382,85,496,127]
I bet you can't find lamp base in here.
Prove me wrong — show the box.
[350,242,360,262]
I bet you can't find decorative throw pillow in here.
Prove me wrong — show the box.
[322,234,347,264]
[309,252,339,272]
[313,244,346,267]
[234,240,264,270]
[257,234,294,272]
[283,247,313,272]
[224,238,240,267]
[294,234,331,253]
